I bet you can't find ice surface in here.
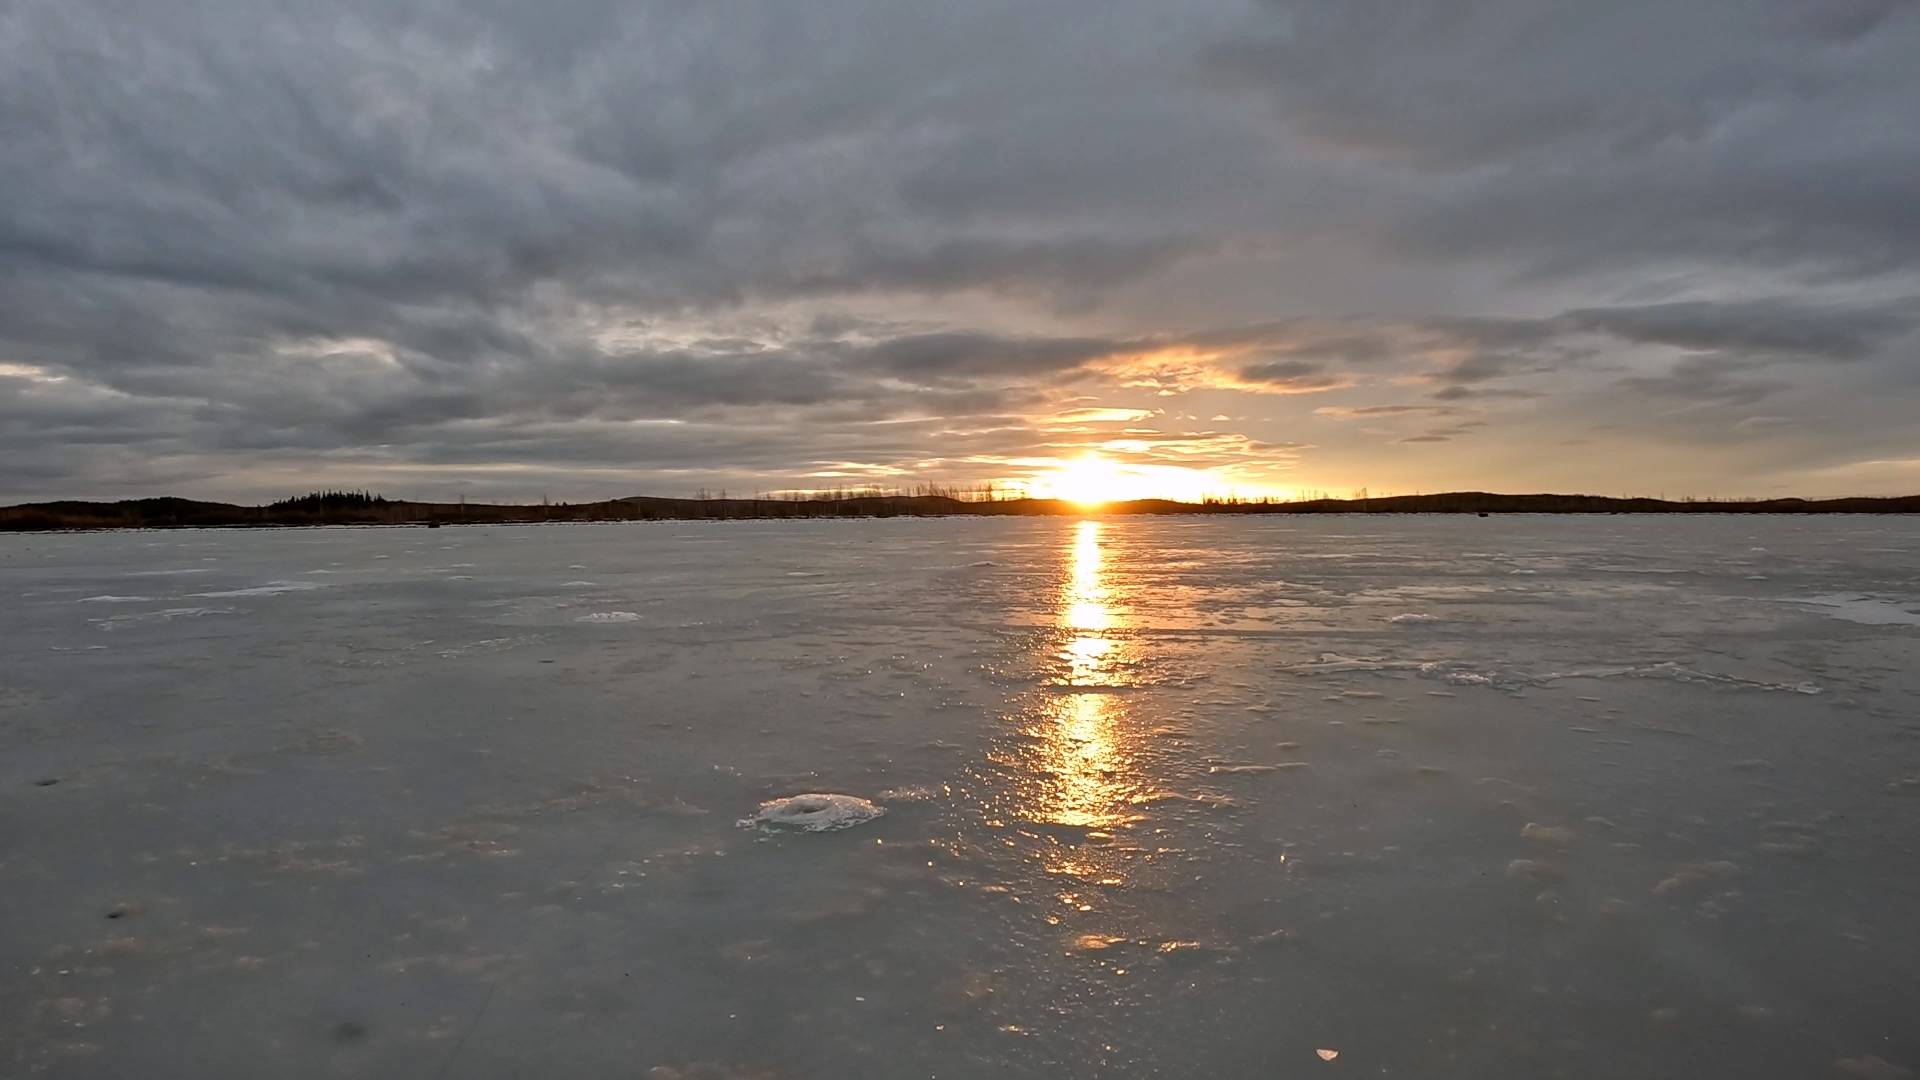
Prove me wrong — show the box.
[3,515,1919,1079]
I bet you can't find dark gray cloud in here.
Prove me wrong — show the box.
[1561,300,1915,360]
[1212,2,1920,279]
[1235,359,1347,393]
[854,332,1122,384]
[2,1,1918,501]
[1617,357,1789,408]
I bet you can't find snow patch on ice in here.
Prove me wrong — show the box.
[1784,594,1920,627]
[738,793,886,832]
[559,580,598,587]
[577,611,642,623]
[1388,613,1442,625]
[191,581,325,598]
[78,595,151,603]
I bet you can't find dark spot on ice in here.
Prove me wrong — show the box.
[105,908,126,920]
[33,778,59,787]
[332,1020,369,1042]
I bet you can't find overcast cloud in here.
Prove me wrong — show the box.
[3,0,1917,502]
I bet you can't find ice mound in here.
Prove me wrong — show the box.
[577,611,642,623]
[738,793,886,832]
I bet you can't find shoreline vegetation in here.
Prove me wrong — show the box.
[4,488,1920,532]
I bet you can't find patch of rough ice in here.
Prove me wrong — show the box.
[1388,613,1441,625]
[128,568,214,576]
[1290,652,1425,675]
[95,607,235,629]
[876,785,940,801]
[78,595,151,603]
[191,581,325,598]
[1517,661,1821,696]
[577,611,642,623]
[1309,655,1827,696]
[1784,594,1920,627]
[1418,662,1504,688]
[1613,662,1822,695]
[738,793,886,832]
[436,636,528,658]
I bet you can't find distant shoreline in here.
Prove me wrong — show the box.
[5,491,1920,532]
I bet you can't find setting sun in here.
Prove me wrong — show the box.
[1040,454,1133,507]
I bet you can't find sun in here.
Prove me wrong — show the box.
[1039,453,1135,507]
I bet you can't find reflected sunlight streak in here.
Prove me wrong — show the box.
[1020,521,1145,833]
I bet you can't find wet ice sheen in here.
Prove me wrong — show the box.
[2,515,1918,1079]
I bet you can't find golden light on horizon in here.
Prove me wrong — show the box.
[1025,451,1291,506]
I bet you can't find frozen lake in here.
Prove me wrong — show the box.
[3,515,1918,1078]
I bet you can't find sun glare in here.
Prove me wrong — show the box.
[1044,454,1134,507]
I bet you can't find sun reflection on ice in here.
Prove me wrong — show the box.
[1016,520,1148,835]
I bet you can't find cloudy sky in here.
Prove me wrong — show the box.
[4,1,1918,504]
